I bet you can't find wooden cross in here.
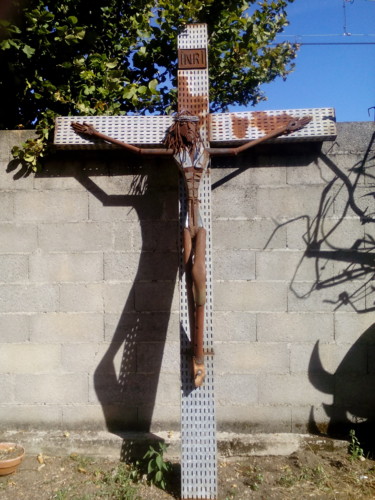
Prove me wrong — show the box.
[54,23,336,500]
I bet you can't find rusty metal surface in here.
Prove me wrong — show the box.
[209,107,337,144]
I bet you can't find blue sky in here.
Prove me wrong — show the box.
[231,0,375,123]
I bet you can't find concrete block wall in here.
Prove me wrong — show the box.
[0,123,374,438]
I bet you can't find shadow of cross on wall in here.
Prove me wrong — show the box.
[39,150,180,440]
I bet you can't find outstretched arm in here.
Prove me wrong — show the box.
[71,122,173,156]
[207,116,312,157]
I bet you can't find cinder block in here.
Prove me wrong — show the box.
[257,185,329,219]
[290,342,367,375]
[134,282,178,312]
[14,191,88,222]
[113,221,139,252]
[286,217,313,250]
[334,313,374,344]
[213,311,256,342]
[104,251,178,282]
[214,281,287,312]
[334,374,375,408]
[318,218,364,251]
[288,280,366,313]
[62,404,137,430]
[103,283,134,313]
[132,221,179,252]
[286,155,336,185]
[89,188,178,223]
[30,312,104,343]
[0,130,35,160]
[212,185,256,219]
[215,342,289,374]
[0,375,15,403]
[251,163,286,186]
[38,222,113,252]
[0,314,30,342]
[0,344,61,374]
[82,173,137,196]
[0,284,58,312]
[15,373,89,404]
[90,372,179,406]
[30,252,103,283]
[104,252,140,281]
[60,283,104,312]
[0,255,28,283]
[0,405,62,429]
[257,312,334,343]
[136,252,179,281]
[136,341,179,374]
[292,405,330,433]
[0,193,14,221]
[322,153,367,181]
[0,223,37,253]
[154,373,180,406]
[141,404,181,432]
[104,311,179,343]
[325,123,374,154]
[89,194,140,222]
[258,374,333,406]
[254,154,286,170]
[215,374,258,406]
[214,250,255,280]
[212,219,286,250]
[211,163,253,188]
[256,250,334,282]
[217,405,292,433]
[33,161,88,191]
[334,186,374,218]
[62,342,137,374]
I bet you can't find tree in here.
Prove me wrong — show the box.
[0,0,298,169]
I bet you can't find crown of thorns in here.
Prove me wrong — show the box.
[174,111,199,122]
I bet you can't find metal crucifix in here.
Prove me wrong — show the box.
[54,23,336,500]
[69,43,310,388]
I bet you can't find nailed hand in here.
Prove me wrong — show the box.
[285,116,312,133]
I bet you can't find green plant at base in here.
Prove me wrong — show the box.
[100,463,139,499]
[348,429,364,460]
[143,442,173,491]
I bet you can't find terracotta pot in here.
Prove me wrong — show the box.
[0,443,25,476]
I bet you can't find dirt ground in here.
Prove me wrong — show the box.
[1,443,375,499]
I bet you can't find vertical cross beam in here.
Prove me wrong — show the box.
[178,24,217,500]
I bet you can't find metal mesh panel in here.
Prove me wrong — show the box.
[178,24,217,500]
[178,23,208,49]
[54,108,335,149]
[209,107,336,144]
[54,115,173,148]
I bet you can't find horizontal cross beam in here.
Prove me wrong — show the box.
[53,107,336,150]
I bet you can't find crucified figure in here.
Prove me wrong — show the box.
[72,112,311,387]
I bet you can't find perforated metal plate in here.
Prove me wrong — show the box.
[54,115,173,149]
[210,107,336,144]
[178,24,217,500]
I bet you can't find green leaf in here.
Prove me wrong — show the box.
[147,459,156,474]
[155,454,163,470]
[105,61,118,69]
[22,44,35,58]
